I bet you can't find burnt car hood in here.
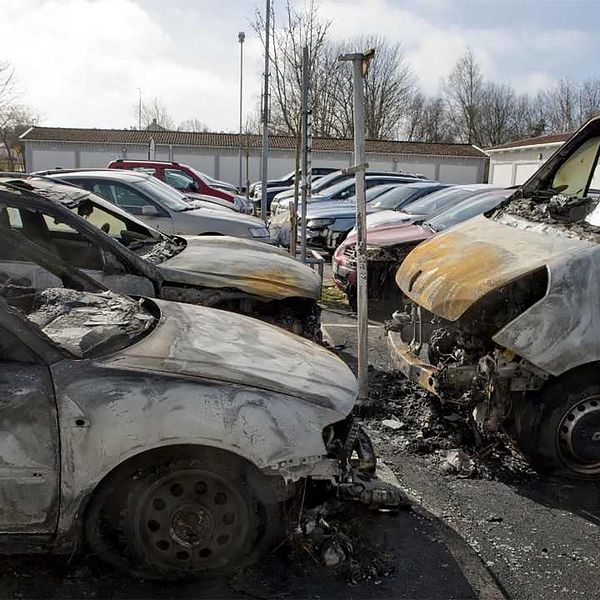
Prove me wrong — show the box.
[396,213,593,321]
[157,236,321,300]
[104,299,357,411]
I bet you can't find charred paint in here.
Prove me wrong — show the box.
[396,214,590,321]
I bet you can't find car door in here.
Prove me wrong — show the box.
[81,179,175,234]
[0,323,59,533]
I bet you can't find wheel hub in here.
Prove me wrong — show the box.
[558,397,600,470]
[170,504,214,547]
[134,468,250,572]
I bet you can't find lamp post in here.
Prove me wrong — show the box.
[137,87,142,130]
[238,31,245,193]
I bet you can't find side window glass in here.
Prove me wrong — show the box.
[0,325,36,363]
[164,169,194,190]
[132,167,157,176]
[106,183,165,217]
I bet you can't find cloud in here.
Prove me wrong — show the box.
[318,0,594,95]
[0,0,263,130]
[0,0,596,131]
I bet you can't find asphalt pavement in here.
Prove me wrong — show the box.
[320,296,600,600]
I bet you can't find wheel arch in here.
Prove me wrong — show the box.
[71,443,281,550]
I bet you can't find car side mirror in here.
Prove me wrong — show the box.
[189,182,199,192]
[142,205,158,216]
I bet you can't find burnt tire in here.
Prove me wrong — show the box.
[508,367,600,479]
[85,447,283,579]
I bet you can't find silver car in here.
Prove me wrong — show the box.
[46,170,271,241]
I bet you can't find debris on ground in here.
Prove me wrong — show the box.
[288,500,397,584]
[362,369,536,483]
[439,449,477,478]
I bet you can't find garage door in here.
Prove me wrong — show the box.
[491,163,513,186]
[515,163,540,184]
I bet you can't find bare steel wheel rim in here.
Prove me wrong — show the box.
[557,395,600,475]
[134,468,250,572]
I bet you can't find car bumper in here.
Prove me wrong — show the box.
[387,330,440,395]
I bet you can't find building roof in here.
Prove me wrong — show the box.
[487,132,571,152]
[20,126,488,159]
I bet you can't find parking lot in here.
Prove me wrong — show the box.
[320,287,600,600]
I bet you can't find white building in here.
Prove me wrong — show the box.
[487,132,570,186]
[20,127,488,186]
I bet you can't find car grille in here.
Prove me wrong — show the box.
[343,245,357,265]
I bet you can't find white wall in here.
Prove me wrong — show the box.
[439,162,480,184]
[31,148,76,170]
[24,140,486,186]
[489,143,564,186]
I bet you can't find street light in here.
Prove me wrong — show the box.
[137,87,142,130]
[238,31,245,193]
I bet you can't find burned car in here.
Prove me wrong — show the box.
[0,177,322,337]
[388,116,600,479]
[0,227,396,578]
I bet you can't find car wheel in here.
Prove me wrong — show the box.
[85,448,283,579]
[508,367,600,479]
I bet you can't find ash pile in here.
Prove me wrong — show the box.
[362,369,535,481]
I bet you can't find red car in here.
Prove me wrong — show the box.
[332,189,511,309]
[107,159,236,203]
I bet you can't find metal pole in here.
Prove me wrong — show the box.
[300,45,309,263]
[260,0,271,220]
[137,87,142,130]
[238,31,245,193]
[339,49,375,404]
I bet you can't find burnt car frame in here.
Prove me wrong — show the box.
[0,225,390,577]
[388,115,600,479]
[0,178,322,337]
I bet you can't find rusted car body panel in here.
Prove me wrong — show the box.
[396,214,590,323]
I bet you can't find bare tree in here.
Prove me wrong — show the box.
[253,3,416,140]
[178,118,209,132]
[404,93,454,142]
[0,62,38,170]
[578,78,600,123]
[134,97,174,130]
[541,79,578,133]
[445,49,485,144]
[253,0,334,136]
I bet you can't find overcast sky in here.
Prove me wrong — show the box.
[2,0,599,132]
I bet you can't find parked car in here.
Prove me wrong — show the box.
[388,115,600,479]
[367,181,452,211]
[332,189,511,309]
[301,182,450,252]
[360,183,501,231]
[0,222,392,578]
[270,169,428,214]
[274,175,427,215]
[107,159,238,203]
[202,172,239,195]
[0,177,322,337]
[186,192,252,214]
[249,167,337,205]
[43,170,272,241]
